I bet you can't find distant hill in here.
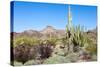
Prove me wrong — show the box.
[11,26,66,39]
[11,26,97,41]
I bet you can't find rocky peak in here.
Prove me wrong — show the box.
[41,26,56,34]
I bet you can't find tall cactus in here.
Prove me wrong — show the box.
[65,5,74,53]
[65,5,87,52]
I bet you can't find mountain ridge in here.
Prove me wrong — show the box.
[11,26,97,40]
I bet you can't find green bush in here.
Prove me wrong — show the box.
[13,36,40,47]
[65,52,79,62]
[24,59,41,65]
[43,55,70,64]
[13,37,56,64]
[13,61,23,66]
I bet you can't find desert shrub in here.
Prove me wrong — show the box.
[13,36,41,64]
[24,60,35,65]
[44,45,79,64]
[52,44,68,56]
[91,54,97,61]
[38,40,55,59]
[43,55,70,64]
[85,39,97,54]
[24,40,56,65]
[13,35,57,64]
[47,37,58,45]
[13,44,33,64]
[13,61,23,66]
[14,36,40,47]
[24,59,42,65]
[78,49,92,62]
[65,52,79,62]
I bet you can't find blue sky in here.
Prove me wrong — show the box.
[11,1,97,32]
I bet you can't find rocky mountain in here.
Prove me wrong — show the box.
[40,26,56,34]
[20,30,43,38]
[40,26,65,38]
[11,26,97,40]
[11,26,66,39]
